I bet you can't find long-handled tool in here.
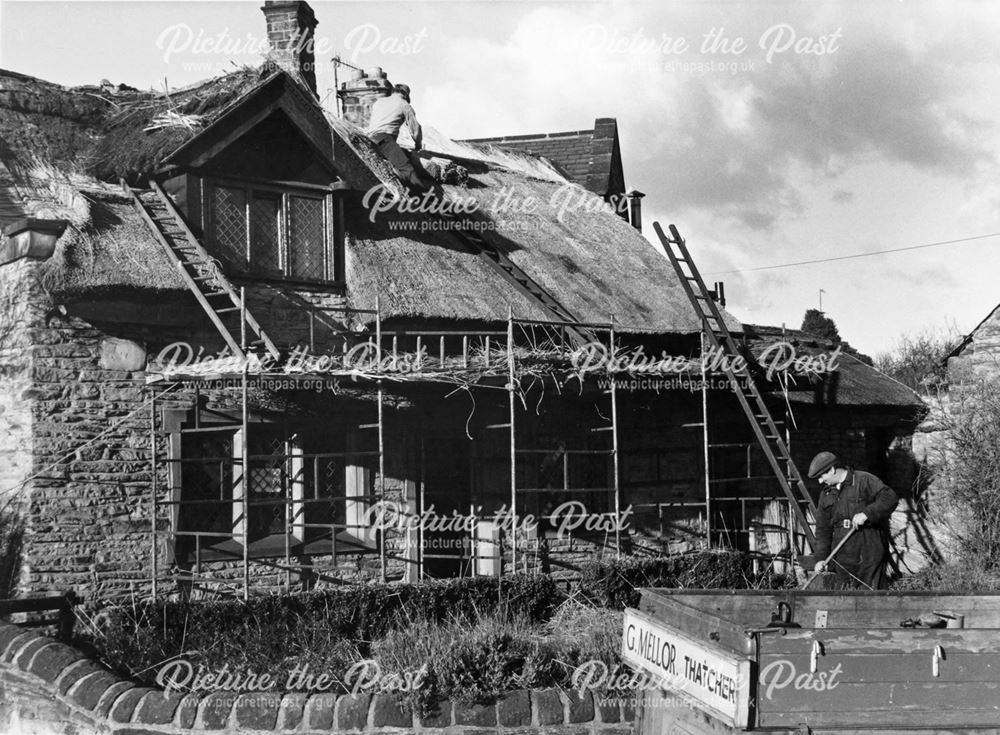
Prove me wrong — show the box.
[802,526,857,589]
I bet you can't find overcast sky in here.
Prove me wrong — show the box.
[2,0,999,354]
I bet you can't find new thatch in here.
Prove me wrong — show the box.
[344,168,711,333]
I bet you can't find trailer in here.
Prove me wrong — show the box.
[624,589,1000,734]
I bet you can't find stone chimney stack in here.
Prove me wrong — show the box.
[337,67,392,129]
[262,1,319,97]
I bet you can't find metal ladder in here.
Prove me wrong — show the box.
[128,181,281,364]
[653,222,817,550]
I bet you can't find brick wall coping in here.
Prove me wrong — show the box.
[0,622,635,733]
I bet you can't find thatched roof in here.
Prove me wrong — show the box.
[2,64,735,335]
[345,167,707,332]
[0,70,107,169]
[90,67,267,183]
[743,324,924,408]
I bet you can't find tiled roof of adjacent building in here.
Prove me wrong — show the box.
[462,118,623,198]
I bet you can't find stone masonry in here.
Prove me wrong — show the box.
[0,253,409,602]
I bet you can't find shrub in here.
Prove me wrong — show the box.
[892,561,1000,592]
[87,574,562,685]
[931,381,1000,570]
[874,327,960,393]
[578,550,795,608]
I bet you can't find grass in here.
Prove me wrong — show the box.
[369,596,623,712]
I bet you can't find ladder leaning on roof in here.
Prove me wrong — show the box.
[653,222,817,551]
[127,180,281,364]
[444,220,596,348]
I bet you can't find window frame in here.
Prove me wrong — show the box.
[204,176,342,284]
[166,413,376,563]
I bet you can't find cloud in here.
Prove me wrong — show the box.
[420,2,998,237]
[879,264,959,290]
[832,189,853,204]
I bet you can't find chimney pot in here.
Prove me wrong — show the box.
[627,190,645,232]
[337,66,392,128]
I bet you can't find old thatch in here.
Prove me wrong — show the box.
[37,189,185,295]
[0,70,107,169]
[88,67,267,183]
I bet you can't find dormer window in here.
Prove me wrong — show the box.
[207,178,342,282]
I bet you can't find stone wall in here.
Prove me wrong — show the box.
[0,622,635,735]
[3,257,403,601]
[15,292,207,602]
[947,303,1000,383]
[0,259,45,598]
[0,259,43,506]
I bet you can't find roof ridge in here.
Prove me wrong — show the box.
[462,128,594,143]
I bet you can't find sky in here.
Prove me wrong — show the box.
[2,0,999,355]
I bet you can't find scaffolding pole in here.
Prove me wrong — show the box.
[150,396,158,598]
[378,384,386,582]
[507,307,517,573]
[701,329,712,548]
[284,418,292,593]
[610,316,621,557]
[376,295,387,583]
[241,287,250,602]
[419,434,426,581]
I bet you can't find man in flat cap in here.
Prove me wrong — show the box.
[808,451,898,589]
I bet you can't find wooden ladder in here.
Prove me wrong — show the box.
[452,226,595,347]
[653,222,817,550]
[129,181,281,364]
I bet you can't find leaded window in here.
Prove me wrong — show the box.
[206,180,338,282]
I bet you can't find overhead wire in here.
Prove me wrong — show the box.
[704,232,1000,276]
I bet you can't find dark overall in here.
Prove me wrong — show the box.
[814,469,898,589]
[369,133,436,192]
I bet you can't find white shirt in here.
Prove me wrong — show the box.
[366,93,423,149]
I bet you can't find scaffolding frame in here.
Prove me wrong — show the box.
[659,324,809,566]
[505,312,622,575]
[144,288,811,596]
[146,297,625,598]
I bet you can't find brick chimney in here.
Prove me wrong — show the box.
[262,1,318,97]
[337,67,392,128]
